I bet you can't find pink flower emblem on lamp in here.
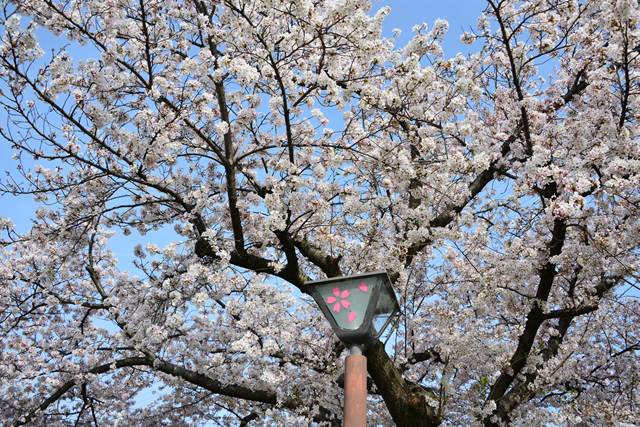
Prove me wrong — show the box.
[326,288,351,313]
[324,283,370,323]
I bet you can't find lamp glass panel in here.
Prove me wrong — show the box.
[315,277,377,330]
[375,285,397,315]
[372,284,397,335]
[373,313,392,335]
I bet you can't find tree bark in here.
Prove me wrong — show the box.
[365,341,441,427]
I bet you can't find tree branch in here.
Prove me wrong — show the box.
[14,355,295,426]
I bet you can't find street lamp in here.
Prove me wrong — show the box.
[307,271,400,427]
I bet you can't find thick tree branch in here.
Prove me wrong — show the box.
[364,341,441,426]
[292,237,342,278]
[485,274,619,425]
[489,276,621,422]
[484,218,566,425]
[402,63,588,270]
[14,355,294,426]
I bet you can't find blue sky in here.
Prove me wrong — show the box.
[381,0,483,51]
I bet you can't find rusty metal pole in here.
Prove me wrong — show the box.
[344,345,367,427]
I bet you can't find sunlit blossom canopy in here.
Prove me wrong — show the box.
[308,271,400,345]
[0,0,639,424]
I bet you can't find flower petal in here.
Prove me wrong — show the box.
[333,302,341,313]
[340,289,350,298]
[347,312,357,322]
[326,296,337,304]
[332,287,341,297]
[358,282,369,292]
[341,299,351,309]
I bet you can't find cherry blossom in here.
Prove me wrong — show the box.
[0,0,638,425]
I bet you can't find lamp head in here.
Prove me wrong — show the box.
[307,271,400,346]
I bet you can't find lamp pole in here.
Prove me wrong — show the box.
[306,271,400,427]
[343,345,367,427]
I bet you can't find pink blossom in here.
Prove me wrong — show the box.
[326,287,351,312]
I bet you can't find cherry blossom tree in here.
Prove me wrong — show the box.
[0,0,638,425]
